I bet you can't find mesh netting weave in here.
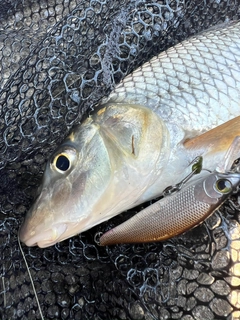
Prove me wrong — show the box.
[1,0,240,319]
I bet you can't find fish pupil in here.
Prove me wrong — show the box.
[56,155,70,171]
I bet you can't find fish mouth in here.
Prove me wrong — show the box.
[19,223,68,248]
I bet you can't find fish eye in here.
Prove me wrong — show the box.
[51,147,77,173]
[215,179,232,194]
[53,154,70,172]
[56,154,70,171]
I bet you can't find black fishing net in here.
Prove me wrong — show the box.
[1,0,240,319]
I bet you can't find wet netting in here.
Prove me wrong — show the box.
[1,0,240,319]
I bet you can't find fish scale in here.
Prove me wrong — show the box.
[107,22,240,133]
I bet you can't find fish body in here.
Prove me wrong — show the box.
[20,21,240,248]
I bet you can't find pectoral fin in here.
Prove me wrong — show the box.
[184,116,240,155]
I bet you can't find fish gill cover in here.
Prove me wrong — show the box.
[0,0,240,319]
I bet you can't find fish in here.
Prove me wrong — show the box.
[99,138,240,245]
[19,21,240,248]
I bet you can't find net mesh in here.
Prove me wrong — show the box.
[0,0,240,319]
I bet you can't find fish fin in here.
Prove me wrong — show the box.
[184,116,240,155]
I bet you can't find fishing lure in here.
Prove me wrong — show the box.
[99,138,240,246]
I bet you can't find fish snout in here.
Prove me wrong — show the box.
[19,222,68,248]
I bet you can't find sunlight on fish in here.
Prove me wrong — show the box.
[20,21,240,248]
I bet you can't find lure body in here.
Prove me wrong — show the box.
[20,22,240,248]
[100,170,240,245]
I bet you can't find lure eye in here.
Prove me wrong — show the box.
[55,154,70,171]
[215,179,232,194]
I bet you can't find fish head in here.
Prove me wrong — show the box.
[19,117,114,247]
[20,103,169,247]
